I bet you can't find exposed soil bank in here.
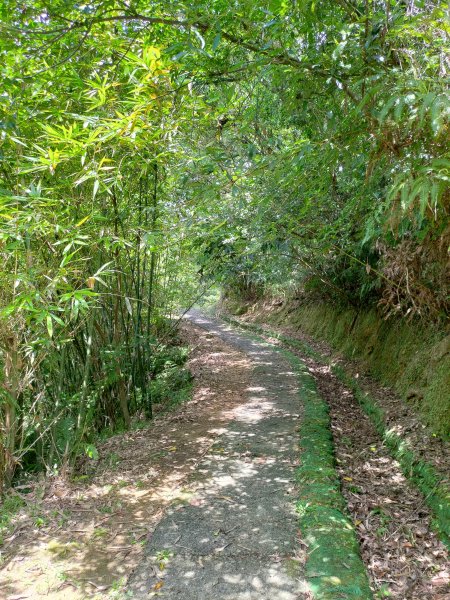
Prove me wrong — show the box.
[226,297,450,437]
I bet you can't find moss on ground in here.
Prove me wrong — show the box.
[222,316,373,599]
[293,355,372,599]
[227,317,450,550]
[267,301,450,436]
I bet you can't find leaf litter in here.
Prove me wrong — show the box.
[240,315,449,599]
[0,321,252,600]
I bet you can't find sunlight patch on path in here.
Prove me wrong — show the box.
[128,310,307,599]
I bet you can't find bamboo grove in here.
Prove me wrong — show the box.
[0,1,449,488]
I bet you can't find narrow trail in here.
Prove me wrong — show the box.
[129,310,307,599]
[3,311,446,599]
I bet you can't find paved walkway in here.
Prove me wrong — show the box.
[128,310,306,599]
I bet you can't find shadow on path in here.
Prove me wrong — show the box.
[128,310,307,599]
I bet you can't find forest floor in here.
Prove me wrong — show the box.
[0,311,448,599]
[0,316,252,600]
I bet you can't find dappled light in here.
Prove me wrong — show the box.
[0,322,255,599]
[1,2,449,596]
[128,311,306,599]
[231,318,450,598]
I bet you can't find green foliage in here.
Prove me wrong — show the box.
[84,444,99,461]
[0,493,26,545]
[149,345,192,409]
[0,0,448,488]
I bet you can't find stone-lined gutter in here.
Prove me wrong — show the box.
[224,316,450,550]
[222,315,373,599]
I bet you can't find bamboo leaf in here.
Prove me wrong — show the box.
[47,315,53,338]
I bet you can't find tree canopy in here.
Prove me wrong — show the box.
[0,0,448,486]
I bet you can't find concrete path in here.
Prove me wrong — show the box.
[128,310,307,599]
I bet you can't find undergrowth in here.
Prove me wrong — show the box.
[0,340,193,550]
[149,344,192,412]
[0,494,25,549]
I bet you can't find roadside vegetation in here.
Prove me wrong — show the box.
[0,1,448,597]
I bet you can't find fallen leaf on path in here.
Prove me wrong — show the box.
[87,581,109,591]
[216,495,234,503]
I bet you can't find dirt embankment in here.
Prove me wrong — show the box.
[227,297,450,437]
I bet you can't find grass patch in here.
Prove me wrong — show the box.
[228,316,450,550]
[0,493,26,547]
